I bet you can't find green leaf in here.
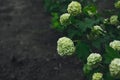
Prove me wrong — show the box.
[104,72,114,80]
[67,28,82,39]
[75,18,102,32]
[76,41,90,62]
[83,4,97,16]
[83,64,92,75]
[51,13,65,31]
[103,45,120,64]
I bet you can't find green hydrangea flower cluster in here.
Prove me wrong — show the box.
[92,73,103,80]
[110,15,119,25]
[109,40,120,51]
[59,1,82,25]
[56,1,120,79]
[87,53,102,66]
[109,58,120,79]
[83,53,102,76]
[57,37,75,56]
[67,1,82,16]
[114,1,120,8]
[60,13,71,25]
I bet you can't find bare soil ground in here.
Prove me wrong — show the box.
[0,0,84,80]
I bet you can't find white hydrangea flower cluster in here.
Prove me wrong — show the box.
[60,13,71,25]
[109,58,120,79]
[110,15,119,25]
[87,53,102,66]
[57,37,75,56]
[114,1,120,8]
[92,73,103,80]
[67,1,82,16]
[109,40,120,51]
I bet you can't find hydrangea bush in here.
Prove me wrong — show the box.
[46,0,120,80]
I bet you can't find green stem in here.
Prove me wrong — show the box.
[99,64,105,69]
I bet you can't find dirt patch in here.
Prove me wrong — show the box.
[0,0,84,80]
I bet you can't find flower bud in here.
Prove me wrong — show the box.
[67,1,82,16]
[92,73,103,80]
[110,15,119,25]
[109,40,120,51]
[87,53,102,66]
[103,18,109,24]
[87,10,97,16]
[92,25,103,31]
[57,37,75,56]
[92,25,105,36]
[87,25,105,40]
[109,58,120,79]
[117,25,120,29]
[83,64,92,74]
[114,1,120,8]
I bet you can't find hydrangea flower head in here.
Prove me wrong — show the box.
[92,73,103,80]
[60,13,71,25]
[110,15,119,25]
[57,37,75,56]
[109,40,120,51]
[87,53,102,66]
[115,1,120,8]
[109,58,120,79]
[67,1,82,16]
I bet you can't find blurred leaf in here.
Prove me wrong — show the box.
[104,72,114,80]
[83,64,92,75]
[83,4,97,16]
[67,28,82,39]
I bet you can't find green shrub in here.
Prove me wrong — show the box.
[44,0,98,31]
[45,0,120,80]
